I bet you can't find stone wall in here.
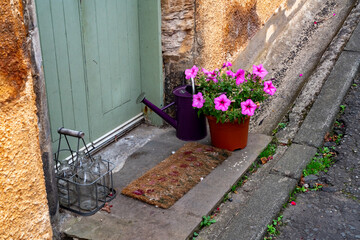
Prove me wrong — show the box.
[0,0,53,239]
[161,0,287,108]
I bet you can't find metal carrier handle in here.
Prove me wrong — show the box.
[57,127,85,138]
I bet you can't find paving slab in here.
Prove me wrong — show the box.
[216,174,297,240]
[345,18,360,52]
[61,131,271,240]
[294,51,360,147]
[272,144,317,179]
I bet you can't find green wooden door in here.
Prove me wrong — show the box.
[36,0,151,149]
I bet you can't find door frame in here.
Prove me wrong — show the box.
[138,0,163,126]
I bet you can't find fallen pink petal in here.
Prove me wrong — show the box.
[299,74,303,77]
[291,201,296,206]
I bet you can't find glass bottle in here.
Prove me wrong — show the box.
[74,151,97,211]
[57,160,77,206]
[90,155,110,201]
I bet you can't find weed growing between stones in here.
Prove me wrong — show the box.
[303,146,336,176]
[264,215,284,240]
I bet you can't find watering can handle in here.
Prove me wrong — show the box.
[191,78,195,95]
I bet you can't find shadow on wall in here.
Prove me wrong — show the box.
[233,0,301,70]
[224,1,261,58]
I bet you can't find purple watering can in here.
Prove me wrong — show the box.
[136,80,207,141]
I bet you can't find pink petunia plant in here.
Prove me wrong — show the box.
[187,62,276,123]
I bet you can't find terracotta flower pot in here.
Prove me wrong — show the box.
[206,115,250,151]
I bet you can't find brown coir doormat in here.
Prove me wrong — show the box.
[121,142,231,209]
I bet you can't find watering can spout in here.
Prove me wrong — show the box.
[136,93,177,128]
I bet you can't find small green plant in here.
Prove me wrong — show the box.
[192,232,199,239]
[296,185,308,193]
[335,134,343,144]
[352,83,357,87]
[309,184,323,191]
[278,122,287,129]
[231,175,249,192]
[265,215,283,239]
[303,147,335,176]
[340,105,346,114]
[200,216,216,228]
[259,143,277,159]
[223,193,229,203]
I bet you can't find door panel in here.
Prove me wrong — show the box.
[81,0,142,140]
[35,0,90,147]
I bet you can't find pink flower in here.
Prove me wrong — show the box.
[299,74,303,77]
[226,70,235,78]
[252,64,268,79]
[185,65,198,79]
[205,69,219,82]
[192,92,205,108]
[263,81,277,95]
[222,61,232,68]
[214,94,231,111]
[241,99,257,116]
[235,68,245,85]
[291,201,296,206]
[202,68,210,76]
[207,75,218,83]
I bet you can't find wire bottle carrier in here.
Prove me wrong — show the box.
[55,127,116,216]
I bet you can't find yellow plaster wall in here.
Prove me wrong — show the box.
[0,1,53,239]
[196,0,287,70]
